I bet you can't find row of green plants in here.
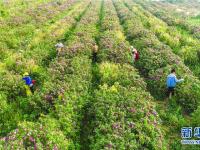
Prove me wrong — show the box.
[0,0,87,102]
[42,1,100,148]
[136,0,200,40]
[113,1,200,149]
[0,0,87,107]
[1,0,71,28]
[124,0,200,78]
[188,16,200,28]
[0,116,71,149]
[147,0,199,17]
[1,0,199,149]
[128,0,200,128]
[89,69,166,149]
[13,0,85,70]
[113,0,200,114]
[0,0,54,20]
[0,1,101,149]
[0,0,79,62]
[87,1,167,149]
[4,0,84,68]
[0,0,90,139]
[0,0,99,149]
[112,3,200,149]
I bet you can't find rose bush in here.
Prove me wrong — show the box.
[113,0,200,113]
[136,0,200,40]
[36,2,100,148]
[99,62,147,90]
[0,116,71,149]
[89,83,166,150]
[0,1,95,149]
[125,0,200,77]
[88,1,166,149]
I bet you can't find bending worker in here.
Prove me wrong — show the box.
[55,42,64,55]
[166,69,184,99]
[22,72,35,96]
[130,46,139,62]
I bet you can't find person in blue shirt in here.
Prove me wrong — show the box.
[22,72,34,94]
[166,69,184,99]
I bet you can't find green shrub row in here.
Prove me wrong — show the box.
[0,0,79,61]
[124,0,200,77]
[136,0,200,40]
[0,0,89,139]
[0,1,100,149]
[89,78,166,150]
[34,1,100,148]
[113,0,200,113]
[0,0,53,20]
[0,116,71,149]
[88,1,167,149]
[0,0,88,105]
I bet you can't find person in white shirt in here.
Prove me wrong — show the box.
[55,42,64,55]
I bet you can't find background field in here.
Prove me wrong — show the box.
[0,0,200,149]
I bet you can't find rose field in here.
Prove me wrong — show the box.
[0,0,200,149]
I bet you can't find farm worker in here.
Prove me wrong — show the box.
[130,46,139,62]
[92,43,98,62]
[166,69,184,99]
[58,91,64,101]
[55,42,64,55]
[22,72,34,96]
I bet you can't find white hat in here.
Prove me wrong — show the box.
[55,42,64,48]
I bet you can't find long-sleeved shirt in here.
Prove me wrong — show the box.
[22,76,32,86]
[166,73,183,88]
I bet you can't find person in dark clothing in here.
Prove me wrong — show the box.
[92,43,98,62]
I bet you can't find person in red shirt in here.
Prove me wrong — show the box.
[130,46,139,62]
